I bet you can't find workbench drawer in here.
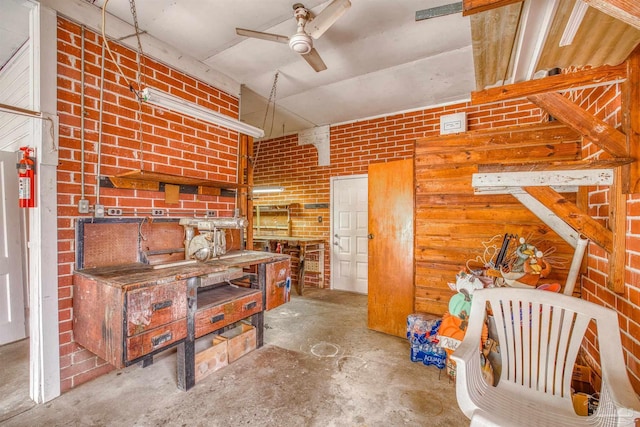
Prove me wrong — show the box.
[126,280,187,337]
[125,319,187,361]
[265,260,291,311]
[194,291,262,338]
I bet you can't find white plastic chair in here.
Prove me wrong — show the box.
[451,287,640,426]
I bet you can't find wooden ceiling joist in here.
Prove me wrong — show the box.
[583,0,640,31]
[471,63,627,105]
[462,0,523,16]
[528,92,629,158]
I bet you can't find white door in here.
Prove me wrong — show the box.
[0,151,26,345]
[331,175,368,294]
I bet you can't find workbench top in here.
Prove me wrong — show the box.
[253,236,325,244]
[74,250,289,289]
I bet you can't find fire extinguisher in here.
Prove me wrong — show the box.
[17,146,35,208]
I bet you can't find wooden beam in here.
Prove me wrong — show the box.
[472,169,614,188]
[471,64,627,105]
[108,176,159,191]
[462,0,522,15]
[510,191,580,248]
[474,185,578,195]
[239,134,254,250]
[114,169,243,188]
[528,92,629,158]
[608,168,627,294]
[523,186,613,253]
[197,186,221,196]
[583,0,640,31]
[626,45,640,193]
[478,158,634,172]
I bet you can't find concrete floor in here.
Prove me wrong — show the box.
[0,289,467,426]
[0,338,33,423]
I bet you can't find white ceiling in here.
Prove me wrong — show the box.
[87,0,475,139]
[3,1,639,142]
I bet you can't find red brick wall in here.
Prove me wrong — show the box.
[57,17,240,391]
[253,100,544,287]
[569,82,640,393]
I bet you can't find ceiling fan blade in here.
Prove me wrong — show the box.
[307,0,351,39]
[236,28,289,44]
[301,48,327,72]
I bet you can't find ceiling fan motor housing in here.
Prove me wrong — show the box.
[289,32,312,54]
[289,4,312,54]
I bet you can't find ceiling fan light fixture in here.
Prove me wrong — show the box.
[289,32,312,54]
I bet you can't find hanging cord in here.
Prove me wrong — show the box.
[96,40,107,205]
[129,0,147,169]
[253,71,279,170]
[101,0,143,98]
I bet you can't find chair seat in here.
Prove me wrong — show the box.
[466,382,601,427]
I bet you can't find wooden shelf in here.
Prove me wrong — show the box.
[253,205,291,236]
[106,169,245,196]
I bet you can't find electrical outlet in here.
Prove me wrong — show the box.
[206,210,217,217]
[94,204,105,218]
[152,209,165,216]
[78,199,89,214]
[107,208,122,216]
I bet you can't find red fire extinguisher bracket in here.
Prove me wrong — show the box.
[16,146,36,208]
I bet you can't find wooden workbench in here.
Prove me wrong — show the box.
[253,236,325,295]
[73,250,290,391]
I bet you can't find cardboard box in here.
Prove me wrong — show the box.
[222,323,256,363]
[194,338,228,383]
[572,364,591,383]
[572,364,596,395]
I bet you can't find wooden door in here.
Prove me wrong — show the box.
[368,159,414,337]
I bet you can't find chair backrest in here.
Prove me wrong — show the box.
[472,288,616,400]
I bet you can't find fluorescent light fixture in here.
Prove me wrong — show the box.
[252,186,284,194]
[559,0,589,47]
[142,87,264,138]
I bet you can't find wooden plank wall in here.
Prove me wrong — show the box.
[414,122,583,315]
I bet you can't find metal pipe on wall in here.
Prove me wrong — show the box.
[80,25,85,200]
[95,37,106,206]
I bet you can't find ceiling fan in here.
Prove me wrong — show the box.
[236,0,351,72]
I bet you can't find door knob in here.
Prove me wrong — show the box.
[334,234,339,238]
[368,234,374,239]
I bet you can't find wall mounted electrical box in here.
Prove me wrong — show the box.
[440,112,467,135]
